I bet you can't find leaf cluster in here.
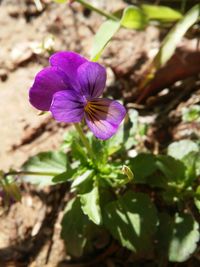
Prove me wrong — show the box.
[20,109,200,263]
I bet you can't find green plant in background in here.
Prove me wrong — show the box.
[182,105,200,122]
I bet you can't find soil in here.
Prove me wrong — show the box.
[0,0,200,266]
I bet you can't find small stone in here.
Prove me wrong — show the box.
[7,6,21,17]
[10,42,33,66]
[0,69,8,82]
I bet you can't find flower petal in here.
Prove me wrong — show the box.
[85,98,126,140]
[77,62,106,98]
[50,90,84,123]
[49,51,88,91]
[29,67,70,111]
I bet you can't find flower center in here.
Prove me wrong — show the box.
[84,101,92,113]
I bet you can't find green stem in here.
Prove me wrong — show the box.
[4,171,60,177]
[74,123,95,160]
[75,0,118,21]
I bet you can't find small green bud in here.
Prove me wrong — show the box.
[122,165,134,181]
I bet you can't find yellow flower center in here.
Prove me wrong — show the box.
[84,101,96,115]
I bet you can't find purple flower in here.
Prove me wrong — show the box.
[29,51,126,140]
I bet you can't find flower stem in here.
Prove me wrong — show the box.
[75,0,118,21]
[4,171,60,178]
[74,123,95,161]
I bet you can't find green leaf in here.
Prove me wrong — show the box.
[61,198,86,257]
[120,6,147,30]
[71,169,93,188]
[182,105,200,122]
[61,198,102,257]
[100,165,132,188]
[22,151,67,186]
[195,153,200,176]
[104,191,157,253]
[156,212,173,264]
[91,137,108,166]
[79,179,102,225]
[90,20,120,61]
[105,123,124,155]
[129,153,157,183]
[194,185,200,212]
[195,199,200,212]
[154,4,200,68]
[146,172,168,189]
[167,140,199,160]
[106,109,139,155]
[61,129,77,151]
[181,151,200,185]
[156,155,186,186]
[124,109,139,150]
[51,172,69,183]
[52,161,80,184]
[157,212,199,262]
[71,139,88,165]
[142,4,182,22]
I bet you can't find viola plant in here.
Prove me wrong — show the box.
[24,58,200,261]
[4,0,200,264]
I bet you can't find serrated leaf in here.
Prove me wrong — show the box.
[22,151,67,186]
[129,153,157,183]
[90,19,120,61]
[79,179,102,225]
[120,6,147,30]
[104,191,157,253]
[156,155,186,186]
[142,4,182,22]
[157,212,199,262]
[169,214,199,262]
[167,140,199,160]
[61,198,101,257]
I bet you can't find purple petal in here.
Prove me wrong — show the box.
[50,51,88,90]
[29,67,70,111]
[85,98,126,140]
[50,90,84,123]
[77,62,106,98]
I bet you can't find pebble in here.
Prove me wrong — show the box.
[0,69,8,82]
